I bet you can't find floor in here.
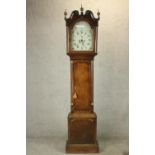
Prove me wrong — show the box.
[27,137,129,155]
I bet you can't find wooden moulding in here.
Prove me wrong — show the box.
[66,141,99,153]
[67,52,97,60]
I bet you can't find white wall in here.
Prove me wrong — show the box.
[27,0,128,139]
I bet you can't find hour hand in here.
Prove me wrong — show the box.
[82,40,85,46]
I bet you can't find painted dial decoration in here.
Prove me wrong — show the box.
[71,21,93,51]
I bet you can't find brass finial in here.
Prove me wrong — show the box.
[97,9,100,19]
[80,4,84,14]
[64,9,67,19]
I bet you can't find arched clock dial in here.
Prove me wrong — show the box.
[71,21,93,51]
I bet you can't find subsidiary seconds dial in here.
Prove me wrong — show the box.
[71,21,93,51]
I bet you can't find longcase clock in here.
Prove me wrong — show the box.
[64,6,100,153]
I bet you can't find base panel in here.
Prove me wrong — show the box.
[66,141,99,153]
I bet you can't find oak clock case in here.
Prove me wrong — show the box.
[64,7,100,153]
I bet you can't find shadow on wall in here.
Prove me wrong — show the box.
[123,151,129,155]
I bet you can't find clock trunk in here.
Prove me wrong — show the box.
[71,60,93,112]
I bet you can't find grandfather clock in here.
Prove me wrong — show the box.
[64,6,100,153]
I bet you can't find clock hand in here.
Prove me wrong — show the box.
[82,40,85,46]
[81,40,84,46]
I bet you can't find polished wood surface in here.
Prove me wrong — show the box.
[64,7,100,153]
[72,61,92,111]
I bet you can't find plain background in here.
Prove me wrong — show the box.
[26,0,128,139]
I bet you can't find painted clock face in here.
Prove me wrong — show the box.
[71,21,93,51]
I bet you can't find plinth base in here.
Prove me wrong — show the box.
[66,112,99,153]
[66,141,99,153]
